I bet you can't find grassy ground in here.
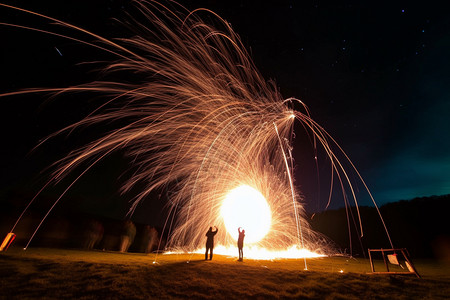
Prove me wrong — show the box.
[1,248,449,299]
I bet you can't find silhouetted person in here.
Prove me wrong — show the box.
[238,227,245,261]
[205,226,218,260]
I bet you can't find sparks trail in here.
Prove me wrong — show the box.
[0,1,393,258]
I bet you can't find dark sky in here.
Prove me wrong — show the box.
[1,0,449,219]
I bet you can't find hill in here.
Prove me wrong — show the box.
[310,194,450,259]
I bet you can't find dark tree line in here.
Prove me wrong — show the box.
[310,194,450,259]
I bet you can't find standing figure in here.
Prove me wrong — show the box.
[205,226,218,260]
[238,227,245,261]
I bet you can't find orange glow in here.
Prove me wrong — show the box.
[221,185,271,244]
[0,232,16,251]
[167,245,325,260]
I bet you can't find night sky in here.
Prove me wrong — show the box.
[1,0,449,220]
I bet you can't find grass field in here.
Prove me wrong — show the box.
[1,248,449,299]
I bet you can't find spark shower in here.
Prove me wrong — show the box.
[0,1,392,258]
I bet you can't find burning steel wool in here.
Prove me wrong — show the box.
[0,1,392,259]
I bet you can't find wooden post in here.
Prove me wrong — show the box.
[381,249,389,272]
[368,249,375,272]
[401,248,421,278]
[0,233,16,251]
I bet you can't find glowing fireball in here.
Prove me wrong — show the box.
[220,185,271,244]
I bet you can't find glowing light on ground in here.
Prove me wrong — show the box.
[221,185,271,244]
[169,245,325,260]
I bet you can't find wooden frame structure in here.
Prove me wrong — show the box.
[368,248,420,278]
